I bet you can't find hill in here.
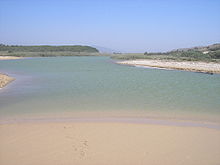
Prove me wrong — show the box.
[0,44,100,57]
[173,43,220,52]
[0,44,99,53]
[112,43,220,62]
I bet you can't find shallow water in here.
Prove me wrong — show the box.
[0,57,220,122]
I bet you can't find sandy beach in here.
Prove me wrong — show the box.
[0,73,14,88]
[0,56,21,88]
[0,121,220,165]
[0,56,22,60]
[118,60,220,74]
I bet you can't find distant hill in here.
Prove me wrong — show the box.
[0,44,99,53]
[92,45,119,54]
[112,43,220,62]
[172,43,220,53]
[168,43,220,59]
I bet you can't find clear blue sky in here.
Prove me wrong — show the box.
[0,0,219,52]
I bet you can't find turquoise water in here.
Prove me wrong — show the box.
[0,57,220,122]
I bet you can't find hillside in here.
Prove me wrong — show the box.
[112,43,220,62]
[173,43,220,52]
[0,44,99,57]
[0,44,99,53]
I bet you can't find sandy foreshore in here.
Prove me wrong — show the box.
[0,73,14,88]
[0,56,22,60]
[0,56,20,88]
[118,60,220,74]
[0,121,220,165]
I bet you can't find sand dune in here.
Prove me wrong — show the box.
[0,122,220,165]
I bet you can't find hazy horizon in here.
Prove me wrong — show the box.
[0,0,220,53]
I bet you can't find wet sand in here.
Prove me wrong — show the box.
[0,121,220,165]
[118,60,220,74]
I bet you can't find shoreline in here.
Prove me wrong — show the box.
[0,73,15,88]
[1,121,220,165]
[1,116,220,130]
[0,56,22,88]
[0,56,22,60]
[117,59,220,74]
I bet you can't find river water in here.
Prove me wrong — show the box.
[0,57,220,123]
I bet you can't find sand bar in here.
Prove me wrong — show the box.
[0,121,220,165]
[118,60,220,74]
[0,56,22,60]
[0,56,21,88]
[0,73,14,88]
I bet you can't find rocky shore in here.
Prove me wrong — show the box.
[118,60,220,74]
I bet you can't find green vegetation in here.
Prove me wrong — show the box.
[0,44,98,53]
[0,51,106,57]
[0,44,102,57]
[208,50,220,59]
[112,43,220,63]
[1,43,220,62]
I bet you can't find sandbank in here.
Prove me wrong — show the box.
[0,73,14,88]
[0,121,220,165]
[0,56,22,60]
[0,56,21,88]
[118,60,220,74]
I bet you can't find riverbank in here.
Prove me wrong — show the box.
[0,73,14,88]
[117,60,220,74]
[0,56,22,88]
[0,56,22,60]
[0,121,219,165]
